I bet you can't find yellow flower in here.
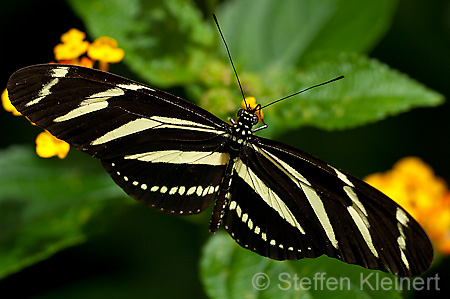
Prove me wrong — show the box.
[87,36,124,71]
[241,96,264,123]
[61,28,86,44]
[2,88,21,116]
[54,28,89,61]
[35,131,70,159]
[365,157,450,254]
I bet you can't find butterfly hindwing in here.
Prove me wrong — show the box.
[100,138,231,215]
[223,136,433,276]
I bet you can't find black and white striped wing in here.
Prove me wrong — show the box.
[223,136,433,276]
[7,64,230,214]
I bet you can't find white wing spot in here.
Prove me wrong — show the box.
[187,186,196,196]
[160,186,168,193]
[51,66,69,78]
[208,186,216,194]
[141,184,148,190]
[261,232,267,241]
[396,207,410,227]
[169,187,178,195]
[236,205,242,218]
[196,186,203,197]
[242,213,248,223]
[202,186,209,197]
[150,186,159,192]
[247,219,253,230]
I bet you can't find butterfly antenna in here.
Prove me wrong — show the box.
[258,75,344,110]
[213,14,247,107]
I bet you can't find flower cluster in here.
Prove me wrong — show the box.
[53,28,124,70]
[365,157,450,255]
[3,29,124,159]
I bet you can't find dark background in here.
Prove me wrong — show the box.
[1,0,449,298]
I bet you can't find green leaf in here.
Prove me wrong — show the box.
[200,232,402,299]
[68,0,215,86]
[218,0,398,71]
[261,53,444,135]
[0,146,127,279]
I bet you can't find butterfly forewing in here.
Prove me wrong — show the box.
[7,64,230,214]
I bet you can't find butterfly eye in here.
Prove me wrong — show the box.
[237,108,244,117]
[251,114,259,125]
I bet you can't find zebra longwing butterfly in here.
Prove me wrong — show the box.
[7,64,432,276]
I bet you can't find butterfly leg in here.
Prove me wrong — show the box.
[209,157,236,233]
[252,124,268,133]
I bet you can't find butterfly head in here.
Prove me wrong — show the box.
[237,108,259,126]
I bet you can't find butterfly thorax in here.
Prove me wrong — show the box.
[229,109,258,150]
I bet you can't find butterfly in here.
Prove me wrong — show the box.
[7,60,434,277]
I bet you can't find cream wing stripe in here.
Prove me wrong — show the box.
[54,88,125,122]
[234,158,305,235]
[347,205,379,258]
[253,145,338,249]
[26,78,59,107]
[92,118,157,145]
[125,150,230,166]
[91,117,225,145]
[26,66,70,107]
[54,102,108,122]
[116,83,155,91]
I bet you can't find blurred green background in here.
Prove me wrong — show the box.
[1,0,449,298]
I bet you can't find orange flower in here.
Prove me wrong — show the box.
[54,29,89,61]
[35,131,70,159]
[241,96,264,123]
[87,36,124,71]
[365,157,450,254]
[2,88,21,116]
